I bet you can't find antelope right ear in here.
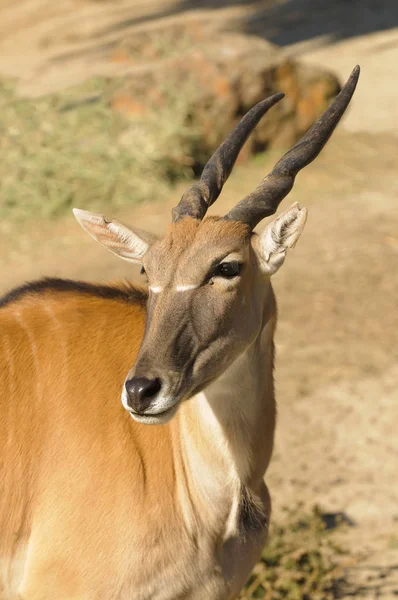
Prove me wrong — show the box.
[254,203,307,275]
[73,209,158,264]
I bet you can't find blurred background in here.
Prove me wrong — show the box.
[0,0,397,597]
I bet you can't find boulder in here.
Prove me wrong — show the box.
[111,32,341,168]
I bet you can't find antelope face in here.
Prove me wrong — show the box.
[73,65,359,424]
[74,204,306,424]
[125,217,260,423]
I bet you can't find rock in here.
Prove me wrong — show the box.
[110,31,341,168]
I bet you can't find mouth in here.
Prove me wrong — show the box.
[121,383,182,425]
[127,403,179,425]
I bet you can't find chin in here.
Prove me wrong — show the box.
[127,403,179,425]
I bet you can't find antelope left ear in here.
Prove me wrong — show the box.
[73,209,158,263]
[254,203,307,275]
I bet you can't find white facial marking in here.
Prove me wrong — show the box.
[149,286,163,294]
[175,284,199,292]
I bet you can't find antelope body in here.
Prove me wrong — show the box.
[0,67,359,599]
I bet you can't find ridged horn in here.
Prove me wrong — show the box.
[225,65,360,229]
[171,93,285,222]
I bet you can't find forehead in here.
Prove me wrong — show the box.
[145,217,251,280]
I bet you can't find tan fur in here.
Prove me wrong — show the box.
[0,212,304,599]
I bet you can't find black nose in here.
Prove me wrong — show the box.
[124,377,162,414]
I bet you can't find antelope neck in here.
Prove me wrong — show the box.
[175,287,276,528]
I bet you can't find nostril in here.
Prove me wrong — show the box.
[143,377,161,399]
[124,377,162,413]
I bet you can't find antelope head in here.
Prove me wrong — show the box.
[74,66,360,425]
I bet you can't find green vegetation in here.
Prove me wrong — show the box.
[0,77,199,221]
[240,506,347,600]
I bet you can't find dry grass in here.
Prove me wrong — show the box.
[0,76,200,221]
[240,506,348,600]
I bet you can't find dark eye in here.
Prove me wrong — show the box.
[140,266,146,276]
[213,261,242,279]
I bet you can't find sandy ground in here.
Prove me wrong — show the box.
[0,1,397,597]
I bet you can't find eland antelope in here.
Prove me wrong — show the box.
[0,66,359,599]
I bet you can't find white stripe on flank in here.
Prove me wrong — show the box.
[3,334,16,397]
[175,284,198,292]
[149,286,163,294]
[14,309,43,401]
[43,304,71,387]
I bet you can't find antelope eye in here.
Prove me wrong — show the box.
[140,266,146,276]
[213,261,242,279]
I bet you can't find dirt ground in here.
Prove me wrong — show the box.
[0,1,397,597]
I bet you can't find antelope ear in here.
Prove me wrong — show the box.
[255,202,307,275]
[73,209,157,263]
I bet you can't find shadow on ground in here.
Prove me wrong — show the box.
[94,0,398,49]
[242,0,398,46]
